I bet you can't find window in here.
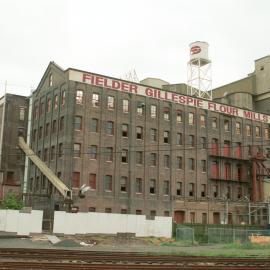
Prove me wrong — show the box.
[235,142,242,158]
[123,99,129,113]
[224,120,230,131]
[189,158,195,171]
[236,122,241,134]
[224,141,230,156]
[121,149,128,163]
[89,207,96,212]
[49,73,53,86]
[38,126,43,139]
[176,133,183,145]
[211,161,219,178]
[122,124,128,137]
[150,105,157,118]
[45,123,50,137]
[121,209,127,214]
[163,131,170,143]
[39,102,44,116]
[76,90,83,104]
[74,116,82,130]
[33,104,38,119]
[163,180,170,195]
[136,126,143,139]
[236,165,242,180]
[92,93,100,107]
[176,156,183,169]
[50,146,55,160]
[43,148,48,162]
[213,185,218,198]
[150,153,157,166]
[136,210,142,215]
[106,121,114,135]
[104,175,112,191]
[136,178,143,193]
[105,147,113,162]
[189,135,195,147]
[212,117,217,129]
[150,210,156,220]
[189,183,195,196]
[226,186,231,199]
[107,96,115,109]
[60,116,64,131]
[74,143,81,157]
[224,163,231,180]
[202,213,207,224]
[120,176,127,192]
[54,95,58,110]
[256,126,261,137]
[46,99,51,113]
[164,155,170,168]
[201,184,206,197]
[176,182,182,196]
[89,145,97,159]
[265,128,269,139]
[137,102,144,115]
[90,118,98,132]
[212,138,218,155]
[163,107,170,120]
[201,137,206,149]
[58,143,63,158]
[201,160,206,172]
[188,112,194,125]
[200,115,206,127]
[136,151,143,165]
[248,145,252,156]
[237,187,242,199]
[61,91,65,106]
[32,129,36,142]
[52,120,57,133]
[190,212,195,223]
[19,107,25,121]
[176,110,183,123]
[105,208,112,213]
[149,179,156,194]
[246,124,251,136]
[164,211,170,217]
[89,174,96,190]
[150,128,157,142]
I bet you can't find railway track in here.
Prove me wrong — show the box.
[0,248,269,269]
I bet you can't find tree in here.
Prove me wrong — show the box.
[1,192,23,210]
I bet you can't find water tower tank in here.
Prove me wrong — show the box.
[189,41,209,65]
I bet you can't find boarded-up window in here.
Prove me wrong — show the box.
[72,172,80,188]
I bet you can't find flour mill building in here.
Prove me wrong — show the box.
[25,50,270,225]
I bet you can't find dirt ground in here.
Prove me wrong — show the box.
[0,233,270,257]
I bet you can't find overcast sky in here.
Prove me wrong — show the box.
[0,0,269,96]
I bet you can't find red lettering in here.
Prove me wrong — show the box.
[130,84,138,93]
[171,93,178,103]
[112,80,120,89]
[103,78,109,88]
[179,96,187,104]
[208,102,216,110]
[82,73,94,84]
[121,82,129,92]
[95,76,103,86]
[145,88,153,97]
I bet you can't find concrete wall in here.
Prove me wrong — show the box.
[53,211,172,238]
[0,209,43,235]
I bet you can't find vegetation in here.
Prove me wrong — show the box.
[0,192,23,210]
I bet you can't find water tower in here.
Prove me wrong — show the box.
[187,41,212,100]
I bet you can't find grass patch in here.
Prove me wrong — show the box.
[223,242,270,250]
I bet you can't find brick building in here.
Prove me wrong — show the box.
[0,94,28,200]
[25,60,270,225]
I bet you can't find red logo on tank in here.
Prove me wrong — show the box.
[190,46,201,55]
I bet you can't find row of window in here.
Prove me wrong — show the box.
[33,91,66,119]
[72,172,244,200]
[75,91,269,136]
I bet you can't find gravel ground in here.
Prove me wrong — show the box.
[0,233,269,257]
